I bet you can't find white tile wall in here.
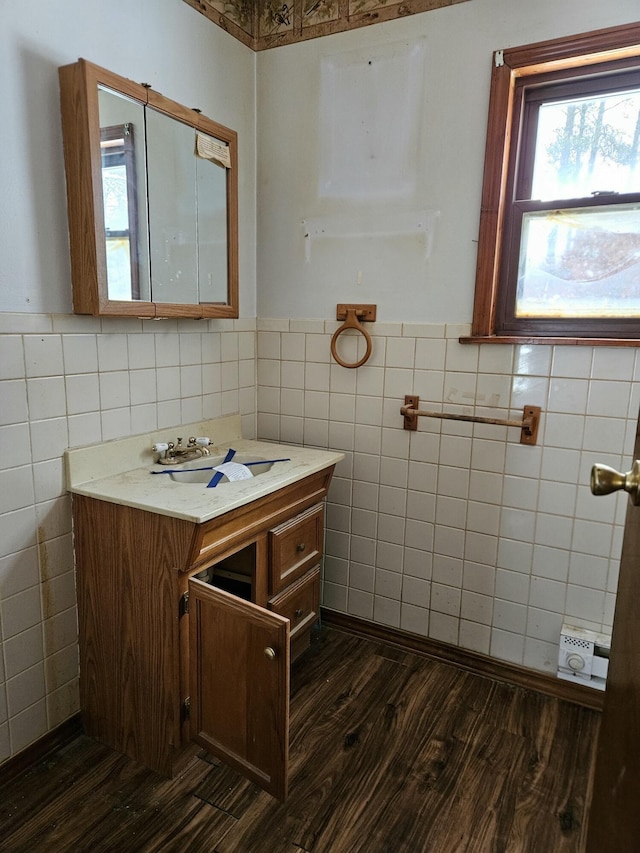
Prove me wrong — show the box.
[258,318,634,676]
[2,310,636,766]
[0,313,256,765]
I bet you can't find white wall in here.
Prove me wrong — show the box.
[254,0,640,672]
[255,0,640,322]
[0,0,256,765]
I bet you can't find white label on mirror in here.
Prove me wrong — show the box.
[196,132,231,168]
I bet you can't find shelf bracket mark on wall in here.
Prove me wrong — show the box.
[301,210,439,262]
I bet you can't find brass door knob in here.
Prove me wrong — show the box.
[264,647,277,660]
[590,460,640,505]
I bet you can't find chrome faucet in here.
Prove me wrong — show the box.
[153,436,212,465]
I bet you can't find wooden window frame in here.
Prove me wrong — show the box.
[465,21,640,347]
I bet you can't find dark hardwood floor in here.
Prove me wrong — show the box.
[0,627,598,852]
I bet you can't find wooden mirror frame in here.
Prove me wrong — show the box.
[58,58,239,319]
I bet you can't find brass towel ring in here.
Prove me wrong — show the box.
[330,304,376,369]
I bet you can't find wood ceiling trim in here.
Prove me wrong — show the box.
[182,0,255,49]
[183,0,473,52]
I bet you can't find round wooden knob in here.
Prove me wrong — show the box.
[294,609,304,618]
[264,647,277,660]
[297,542,306,552]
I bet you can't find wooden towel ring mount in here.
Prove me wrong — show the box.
[330,304,377,369]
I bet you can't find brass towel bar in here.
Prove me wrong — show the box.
[401,395,541,445]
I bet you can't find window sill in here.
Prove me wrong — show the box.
[459,335,640,347]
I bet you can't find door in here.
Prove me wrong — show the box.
[189,578,290,801]
[584,442,640,849]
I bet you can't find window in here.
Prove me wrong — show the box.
[100,123,141,301]
[468,22,640,345]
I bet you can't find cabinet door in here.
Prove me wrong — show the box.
[188,577,290,800]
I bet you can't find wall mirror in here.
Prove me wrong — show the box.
[59,59,238,318]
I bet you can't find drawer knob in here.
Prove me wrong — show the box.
[264,647,277,660]
[296,542,306,552]
[294,608,304,618]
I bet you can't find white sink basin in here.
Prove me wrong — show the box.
[66,417,344,523]
[167,455,274,484]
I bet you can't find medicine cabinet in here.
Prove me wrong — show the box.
[58,59,239,318]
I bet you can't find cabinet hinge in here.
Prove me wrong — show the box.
[182,697,191,722]
[180,591,189,616]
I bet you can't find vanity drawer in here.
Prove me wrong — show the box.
[269,504,323,595]
[268,566,320,643]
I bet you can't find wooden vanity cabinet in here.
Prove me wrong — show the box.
[72,466,334,801]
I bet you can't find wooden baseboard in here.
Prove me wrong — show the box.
[0,714,83,789]
[321,609,604,712]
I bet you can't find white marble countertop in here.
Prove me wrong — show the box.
[65,417,343,523]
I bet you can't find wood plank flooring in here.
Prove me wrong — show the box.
[0,627,598,852]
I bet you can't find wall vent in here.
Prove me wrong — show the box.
[557,623,610,691]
